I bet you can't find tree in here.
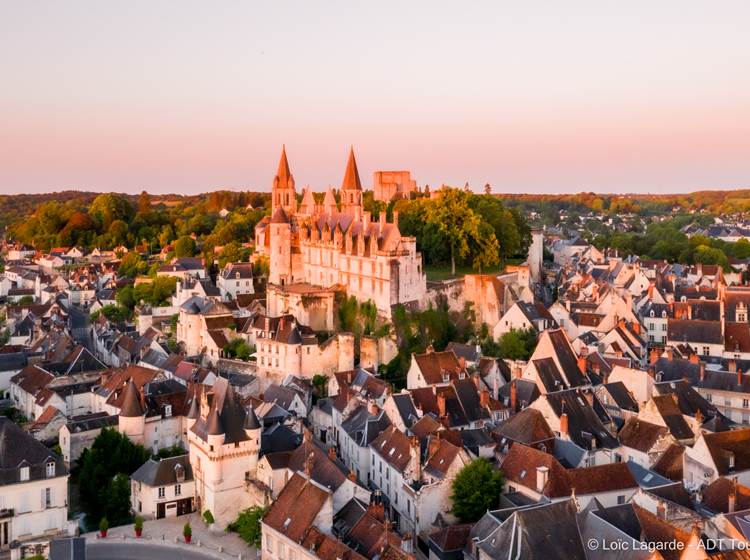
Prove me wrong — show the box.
[450,458,504,522]
[498,328,537,361]
[224,338,253,361]
[78,428,150,528]
[174,236,197,258]
[118,252,146,278]
[89,193,134,231]
[137,190,151,215]
[217,241,250,268]
[425,187,485,275]
[228,506,268,547]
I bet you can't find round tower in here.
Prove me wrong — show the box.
[118,380,145,445]
[244,405,262,477]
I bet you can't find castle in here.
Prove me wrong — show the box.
[254,147,427,322]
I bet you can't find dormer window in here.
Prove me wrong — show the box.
[175,463,185,483]
[20,466,30,481]
[164,405,172,417]
[46,461,55,478]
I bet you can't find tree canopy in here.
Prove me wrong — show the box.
[450,458,504,523]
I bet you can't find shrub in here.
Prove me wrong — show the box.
[203,509,215,525]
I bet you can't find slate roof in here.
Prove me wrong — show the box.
[131,454,193,486]
[0,417,67,485]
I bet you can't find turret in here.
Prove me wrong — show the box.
[118,380,145,445]
[271,145,297,214]
[340,147,362,217]
[245,405,262,476]
[186,394,200,432]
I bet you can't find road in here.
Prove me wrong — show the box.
[87,542,225,560]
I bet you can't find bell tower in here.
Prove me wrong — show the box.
[340,146,362,217]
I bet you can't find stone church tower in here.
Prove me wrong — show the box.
[271,145,297,214]
[340,146,363,217]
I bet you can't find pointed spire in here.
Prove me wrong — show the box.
[206,407,223,436]
[341,146,362,191]
[299,187,316,214]
[276,145,292,187]
[244,404,261,430]
[120,380,144,418]
[323,187,337,213]
[187,395,199,419]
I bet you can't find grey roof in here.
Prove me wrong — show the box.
[244,405,261,430]
[131,454,193,486]
[65,412,119,433]
[0,417,67,485]
[0,352,27,372]
[625,460,674,489]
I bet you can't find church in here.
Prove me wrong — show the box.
[254,147,427,323]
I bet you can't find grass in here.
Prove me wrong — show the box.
[424,264,499,281]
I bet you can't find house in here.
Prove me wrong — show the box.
[683,428,750,486]
[218,262,255,301]
[130,454,195,519]
[493,301,555,339]
[0,418,69,560]
[59,412,119,466]
[406,349,468,390]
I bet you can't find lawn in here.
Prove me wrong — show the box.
[424,264,502,282]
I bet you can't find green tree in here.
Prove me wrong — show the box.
[425,187,485,275]
[498,328,537,361]
[224,338,253,361]
[227,506,268,547]
[89,193,134,231]
[78,428,150,528]
[118,253,146,278]
[174,236,197,258]
[217,241,250,268]
[450,458,504,522]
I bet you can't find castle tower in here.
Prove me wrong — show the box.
[322,187,337,215]
[340,147,362,217]
[118,380,145,445]
[244,405,262,476]
[269,207,292,286]
[298,187,316,215]
[272,145,297,214]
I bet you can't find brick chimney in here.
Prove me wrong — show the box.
[699,362,706,382]
[577,356,587,375]
[480,389,489,408]
[560,412,569,439]
[729,359,737,373]
[689,353,700,365]
[656,500,666,519]
[650,347,661,365]
[514,366,523,379]
[437,392,446,418]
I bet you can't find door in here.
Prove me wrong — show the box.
[156,502,165,519]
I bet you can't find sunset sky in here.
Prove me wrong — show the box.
[2,1,749,195]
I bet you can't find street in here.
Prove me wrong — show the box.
[87,542,224,560]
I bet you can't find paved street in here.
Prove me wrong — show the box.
[84,513,255,560]
[88,542,222,560]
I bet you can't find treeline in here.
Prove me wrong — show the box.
[592,218,750,270]
[6,191,271,255]
[500,188,750,224]
[362,187,531,274]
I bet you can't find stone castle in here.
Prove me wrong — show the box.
[254,146,427,324]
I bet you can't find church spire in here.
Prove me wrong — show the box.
[341,146,362,191]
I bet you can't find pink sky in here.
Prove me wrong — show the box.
[2,1,749,194]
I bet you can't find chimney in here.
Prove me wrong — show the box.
[738,369,744,387]
[729,359,738,373]
[348,469,357,482]
[535,466,549,494]
[560,413,569,439]
[328,447,337,461]
[656,500,666,519]
[689,353,699,365]
[699,362,706,382]
[632,322,641,335]
[437,393,446,418]
[577,355,587,375]
[514,366,523,379]
[729,490,737,514]
[666,347,673,362]
[410,436,422,481]
[472,372,481,390]
[510,381,518,411]
[480,389,489,408]
[650,348,661,365]
[428,434,441,458]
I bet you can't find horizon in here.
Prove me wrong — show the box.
[2,1,750,195]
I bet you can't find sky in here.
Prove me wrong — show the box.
[1,1,749,195]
